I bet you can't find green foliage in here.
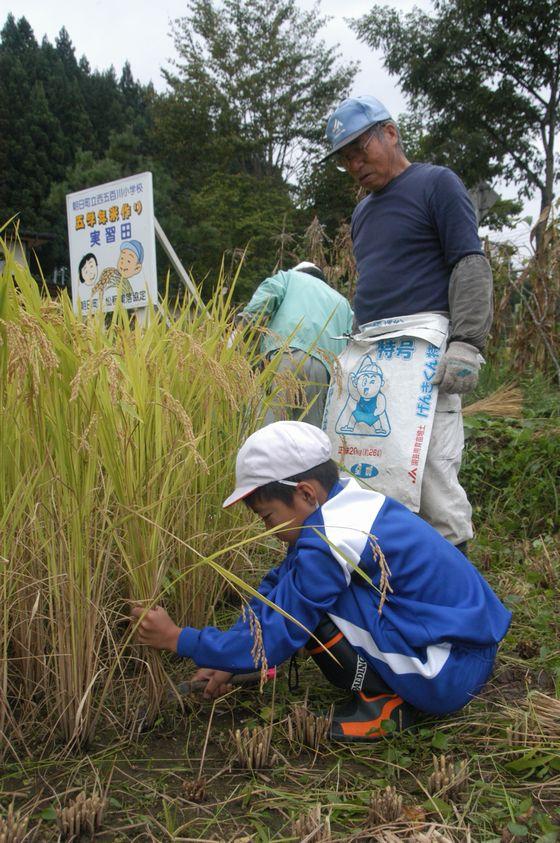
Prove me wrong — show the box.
[482,198,525,231]
[462,413,560,538]
[1,7,357,303]
[351,0,560,231]
[297,159,359,240]
[0,14,153,270]
[152,0,358,299]
[186,172,295,299]
[0,16,66,230]
[165,0,357,181]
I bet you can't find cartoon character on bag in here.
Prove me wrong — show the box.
[336,355,391,437]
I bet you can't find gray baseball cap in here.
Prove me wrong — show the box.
[322,96,392,161]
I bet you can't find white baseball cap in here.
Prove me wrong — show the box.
[292,261,326,281]
[293,261,319,272]
[222,421,332,508]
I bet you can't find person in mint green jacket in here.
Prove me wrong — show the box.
[237,262,353,427]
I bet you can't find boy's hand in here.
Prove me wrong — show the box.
[192,667,234,699]
[131,605,181,652]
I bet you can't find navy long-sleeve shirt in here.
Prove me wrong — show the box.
[351,163,483,326]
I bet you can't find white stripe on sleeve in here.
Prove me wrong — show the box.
[329,613,452,679]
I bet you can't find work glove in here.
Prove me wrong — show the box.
[234,311,251,327]
[433,341,482,395]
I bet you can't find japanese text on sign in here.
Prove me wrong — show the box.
[66,172,157,316]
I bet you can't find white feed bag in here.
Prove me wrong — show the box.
[323,313,449,511]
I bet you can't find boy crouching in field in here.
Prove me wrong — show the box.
[132,421,511,741]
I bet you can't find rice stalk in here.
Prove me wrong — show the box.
[463,385,523,418]
[56,791,106,840]
[409,829,456,843]
[0,803,37,843]
[505,710,532,748]
[0,240,273,752]
[368,785,404,824]
[230,723,275,770]
[181,777,207,803]
[527,690,560,737]
[427,754,468,802]
[292,803,332,842]
[286,701,332,753]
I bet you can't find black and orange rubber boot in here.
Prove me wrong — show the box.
[329,689,418,742]
[306,616,419,742]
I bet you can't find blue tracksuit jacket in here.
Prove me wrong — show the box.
[177,478,511,713]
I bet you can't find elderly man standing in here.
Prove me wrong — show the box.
[322,96,493,552]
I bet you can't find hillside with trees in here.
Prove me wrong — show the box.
[0,3,356,298]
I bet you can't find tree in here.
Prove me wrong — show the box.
[165,0,357,181]
[0,15,68,230]
[0,14,155,276]
[150,0,357,300]
[40,29,92,164]
[185,172,295,298]
[151,89,236,194]
[352,0,560,248]
[298,161,359,240]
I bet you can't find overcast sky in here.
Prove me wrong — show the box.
[1,0,415,109]
[2,0,538,251]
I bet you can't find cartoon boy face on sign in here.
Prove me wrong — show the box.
[354,367,383,401]
[335,354,391,437]
[117,240,144,279]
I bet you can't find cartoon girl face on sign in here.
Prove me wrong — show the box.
[78,253,98,286]
[335,354,391,437]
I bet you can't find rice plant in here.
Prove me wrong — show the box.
[0,235,280,755]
